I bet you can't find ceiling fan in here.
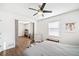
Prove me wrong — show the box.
[29,3,52,17]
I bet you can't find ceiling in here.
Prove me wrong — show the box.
[0,3,79,21]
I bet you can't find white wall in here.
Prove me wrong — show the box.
[35,9,79,45]
[18,22,25,36]
[0,11,15,52]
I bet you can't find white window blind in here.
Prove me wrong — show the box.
[48,21,60,36]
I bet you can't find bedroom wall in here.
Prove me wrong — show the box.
[35,9,79,45]
[18,22,25,36]
[0,11,15,52]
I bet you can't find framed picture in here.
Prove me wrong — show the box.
[65,22,75,32]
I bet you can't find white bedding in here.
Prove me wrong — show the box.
[23,41,79,56]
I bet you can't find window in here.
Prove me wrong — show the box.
[48,21,60,36]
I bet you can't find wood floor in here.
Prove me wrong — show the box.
[0,36,31,56]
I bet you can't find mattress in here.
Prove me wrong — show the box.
[23,41,79,56]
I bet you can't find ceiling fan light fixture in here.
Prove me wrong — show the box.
[38,11,43,15]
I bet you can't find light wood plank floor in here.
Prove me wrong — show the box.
[0,36,31,56]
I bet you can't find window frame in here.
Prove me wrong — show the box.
[48,21,60,36]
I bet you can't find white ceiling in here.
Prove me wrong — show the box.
[0,3,79,21]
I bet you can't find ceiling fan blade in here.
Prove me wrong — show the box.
[29,8,38,11]
[40,3,46,10]
[33,13,38,16]
[43,10,52,13]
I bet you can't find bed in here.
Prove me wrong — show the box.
[23,41,79,56]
